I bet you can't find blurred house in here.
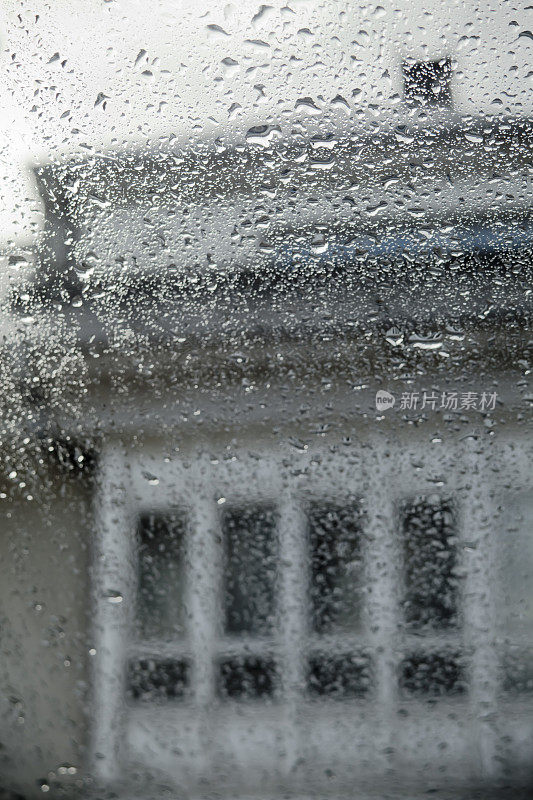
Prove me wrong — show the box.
[0,1,531,798]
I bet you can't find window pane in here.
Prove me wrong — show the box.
[308,651,372,699]
[500,494,533,694]
[137,511,187,640]
[401,496,458,630]
[222,505,278,636]
[502,648,533,694]
[399,651,465,697]
[500,494,533,642]
[217,655,278,700]
[308,503,363,634]
[128,657,190,701]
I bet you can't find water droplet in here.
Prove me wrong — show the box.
[245,125,281,148]
[385,327,404,346]
[309,155,335,170]
[206,24,230,38]
[330,95,350,115]
[295,97,321,115]
[134,49,147,66]
[409,333,443,350]
[94,92,110,108]
[366,201,388,217]
[464,132,483,144]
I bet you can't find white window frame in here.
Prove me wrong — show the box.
[90,436,532,792]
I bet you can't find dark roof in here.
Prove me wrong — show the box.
[14,115,532,347]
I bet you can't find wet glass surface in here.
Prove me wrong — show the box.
[0,1,531,798]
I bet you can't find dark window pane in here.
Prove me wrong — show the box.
[308,502,363,634]
[222,505,278,636]
[403,57,452,107]
[401,496,458,630]
[500,494,533,643]
[502,649,533,694]
[400,651,465,697]
[128,657,189,701]
[308,652,372,698]
[137,511,187,640]
[218,656,277,700]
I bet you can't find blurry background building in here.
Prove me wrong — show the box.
[0,1,531,797]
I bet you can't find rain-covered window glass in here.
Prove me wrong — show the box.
[222,505,278,636]
[401,496,458,630]
[218,654,278,700]
[137,511,187,640]
[1,1,532,798]
[500,494,533,695]
[308,502,364,634]
[219,504,279,699]
[307,501,370,698]
[399,496,463,697]
[128,656,190,702]
[399,650,465,697]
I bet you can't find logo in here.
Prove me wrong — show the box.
[374,389,498,413]
[375,390,395,410]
